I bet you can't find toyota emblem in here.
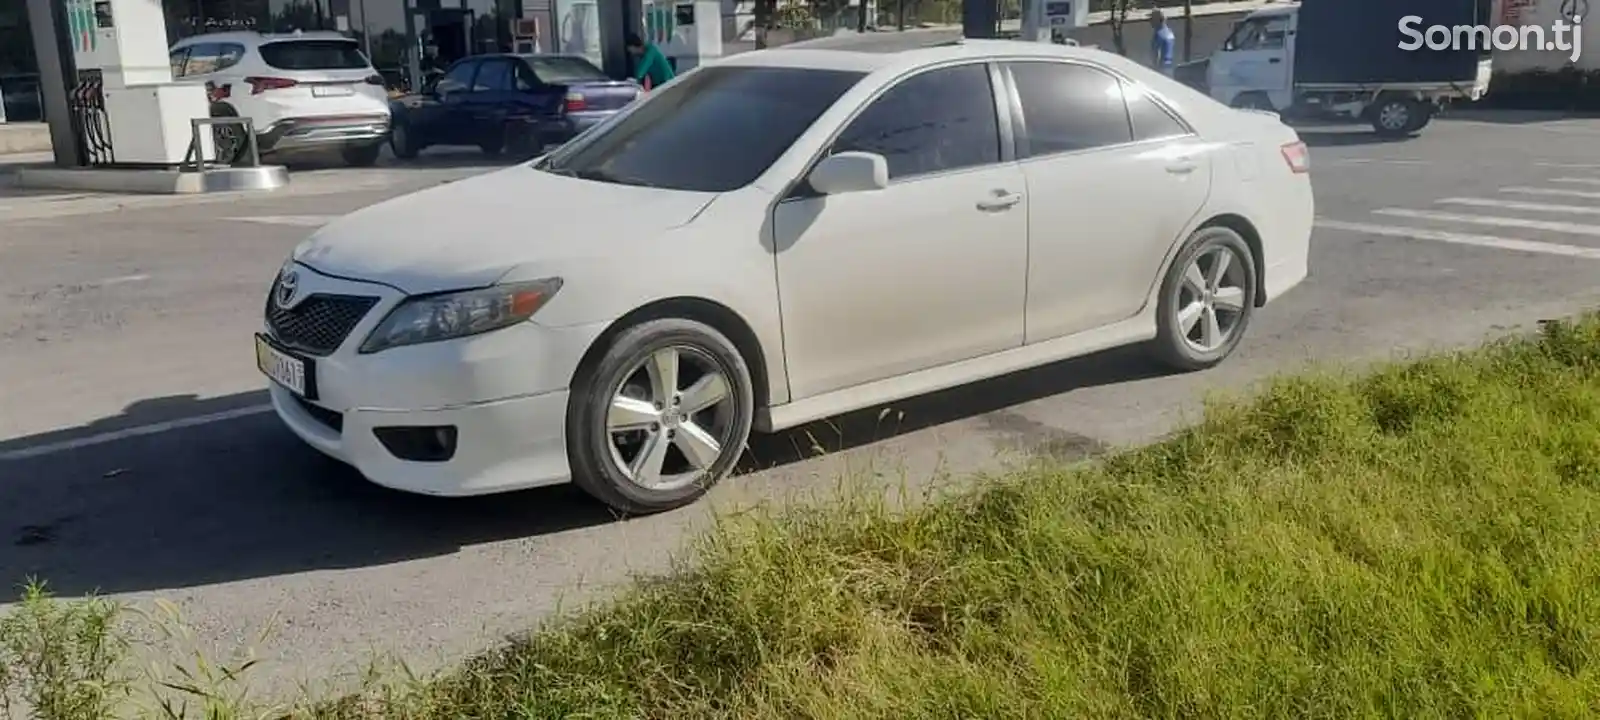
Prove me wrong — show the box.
[275,268,300,308]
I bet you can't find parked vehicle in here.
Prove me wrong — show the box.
[255,38,1312,515]
[388,53,641,160]
[169,31,392,167]
[1194,0,1492,136]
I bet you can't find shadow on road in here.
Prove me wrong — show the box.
[1298,129,1414,148]
[0,345,1167,599]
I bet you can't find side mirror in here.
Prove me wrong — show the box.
[808,151,888,195]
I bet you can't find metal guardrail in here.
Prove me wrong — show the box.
[182,116,261,172]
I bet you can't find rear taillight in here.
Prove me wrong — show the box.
[563,92,586,112]
[205,82,229,102]
[1280,140,1310,174]
[364,74,384,86]
[245,76,298,94]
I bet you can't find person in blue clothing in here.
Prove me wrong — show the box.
[1149,9,1176,76]
[626,32,675,90]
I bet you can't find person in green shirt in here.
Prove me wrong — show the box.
[626,32,675,90]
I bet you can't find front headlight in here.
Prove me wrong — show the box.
[358,277,563,354]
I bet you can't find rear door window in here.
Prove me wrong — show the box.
[525,56,609,84]
[473,59,514,91]
[258,40,372,71]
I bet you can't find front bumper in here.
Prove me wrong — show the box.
[260,263,608,496]
[258,114,390,153]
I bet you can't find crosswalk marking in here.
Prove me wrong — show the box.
[1500,186,1600,199]
[1315,219,1600,260]
[1436,197,1600,215]
[1373,208,1600,236]
[1549,177,1600,185]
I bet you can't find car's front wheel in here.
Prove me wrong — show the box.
[1148,226,1258,372]
[390,121,422,159]
[566,318,755,515]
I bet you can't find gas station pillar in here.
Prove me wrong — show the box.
[25,0,83,166]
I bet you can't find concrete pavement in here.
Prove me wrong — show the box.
[5,116,1600,699]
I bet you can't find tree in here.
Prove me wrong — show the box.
[1106,0,1132,55]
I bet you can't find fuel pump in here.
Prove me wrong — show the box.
[641,0,723,74]
[64,0,211,166]
[1020,0,1087,43]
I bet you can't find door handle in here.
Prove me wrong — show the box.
[977,191,1023,211]
[1268,57,1281,63]
[1166,157,1197,174]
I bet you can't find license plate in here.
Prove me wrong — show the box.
[256,334,310,397]
[312,84,355,97]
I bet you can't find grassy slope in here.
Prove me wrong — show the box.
[302,316,1600,720]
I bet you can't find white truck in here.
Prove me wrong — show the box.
[1193,0,1493,136]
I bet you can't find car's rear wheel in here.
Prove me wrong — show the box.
[567,318,754,516]
[1148,226,1258,372]
[208,104,249,166]
[341,142,382,167]
[390,121,421,159]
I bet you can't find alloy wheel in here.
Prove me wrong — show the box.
[604,345,736,491]
[1377,101,1410,131]
[1176,245,1249,353]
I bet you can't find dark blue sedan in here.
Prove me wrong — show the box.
[389,53,641,160]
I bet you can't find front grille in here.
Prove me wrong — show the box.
[265,283,379,356]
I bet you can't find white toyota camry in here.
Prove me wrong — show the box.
[256,38,1313,515]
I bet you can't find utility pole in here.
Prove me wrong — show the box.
[1182,0,1193,61]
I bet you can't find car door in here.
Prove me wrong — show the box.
[407,59,477,145]
[463,57,517,144]
[771,62,1029,400]
[1004,60,1212,343]
[1207,13,1293,108]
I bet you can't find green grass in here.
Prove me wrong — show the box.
[8,315,1600,719]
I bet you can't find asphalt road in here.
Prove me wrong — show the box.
[5,113,1600,697]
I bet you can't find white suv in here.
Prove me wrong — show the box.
[169,31,392,167]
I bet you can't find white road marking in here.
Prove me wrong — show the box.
[1437,197,1600,216]
[1550,177,1600,185]
[0,404,274,462]
[90,274,150,287]
[1332,158,1429,165]
[1502,186,1600,199]
[1536,162,1600,169]
[228,215,339,227]
[1315,219,1600,259]
[1372,208,1600,237]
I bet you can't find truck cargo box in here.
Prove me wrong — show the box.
[1294,0,1490,85]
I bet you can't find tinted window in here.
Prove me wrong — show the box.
[436,60,476,93]
[169,48,190,77]
[831,64,999,180]
[473,59,513,91]
[1123,81,1190,141]
[258,39,371,70]
[525,55,608,84]
[541,66,864,193]
[1009,61,1131,156]
[182,42,245,76]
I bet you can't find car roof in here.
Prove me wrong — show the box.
[173,30,354,46]
[719,35,1171,78]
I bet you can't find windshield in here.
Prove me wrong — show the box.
[526,55,609,84]
[540,65,865,193]
[259,40,371,71]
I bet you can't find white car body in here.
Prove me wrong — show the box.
[256,39,1312,509]
[169,31,391,161]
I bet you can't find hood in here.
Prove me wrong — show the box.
[292,165,717,295]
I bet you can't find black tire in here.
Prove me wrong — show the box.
[341,142,383,167]
[1148,226,1259,373]
[479,131,505,157]
[566,318,755,516]
[208,104,249,166]
[390,121,422,159]
[1370,97,1424,137]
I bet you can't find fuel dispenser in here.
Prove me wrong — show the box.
[1020,0,1087,43]
[641,0,723,74]
[64,0,212,166]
